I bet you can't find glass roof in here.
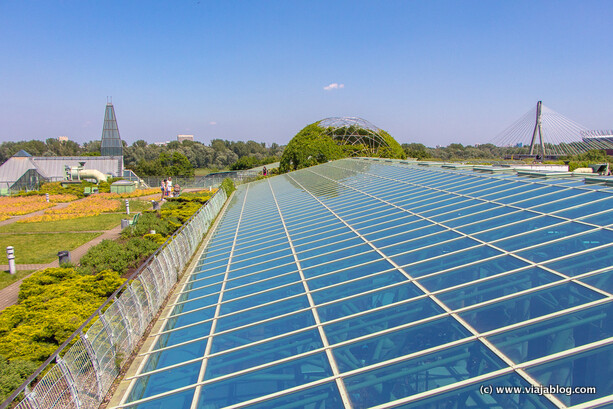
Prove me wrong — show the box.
[116,158,613,409]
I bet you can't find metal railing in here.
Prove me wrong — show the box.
[1,187,228,409]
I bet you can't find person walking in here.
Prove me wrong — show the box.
[166,177,173,198]
[161,180,166,201]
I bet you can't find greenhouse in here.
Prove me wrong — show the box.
[112,158,613,409]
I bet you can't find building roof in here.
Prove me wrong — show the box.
[117,158,613,408]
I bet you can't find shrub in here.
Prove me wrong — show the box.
[0,357,39,403]
[78,238,159,276]
[0,268,124,362]
[221,178,235,196]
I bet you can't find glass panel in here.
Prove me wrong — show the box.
[372,224,447,248]
[246,382,342,409]
[301,250,385,279]
[526,342,613,406]
[488,302,613,364]
[554,197,613,219]
[344,341,506,408]
[143,340,206,373]
[126,362,201,403]
[581,269,613,293]
[473,216,563,242]
[211,311,316,353]
[324,297,444,344]
[219,283,305,315]
[382,230,460,255]
[579,210,613,227]
[299,244,376,269]
[318,283,424,322]
[207,329,322,379]
[418,256,529,292]
[391,237,481,267]
[530,191,602,213]
[307,260,395,290]
[494,222,593,253]
[444,206,517,228]
[125,389,194,409]
[154,321,212,350]
[437,267,561,310]
[459,210,540,235]
[518,229,613,263]
[311,269,407,305]
[460,283,605,332]
[197,353,332,408]
[333,316,471,372]
[165,305,216,330]
[545,246,613,277]
[408,245,503,278]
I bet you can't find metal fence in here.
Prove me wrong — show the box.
[2,187,228,409]
[144,169,260,190]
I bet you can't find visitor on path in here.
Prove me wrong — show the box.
[262,166,267,176]
[161,180,166,200]
[173,183,181,197]
[167,177,173,198]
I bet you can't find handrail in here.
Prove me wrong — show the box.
[0,188,228,409]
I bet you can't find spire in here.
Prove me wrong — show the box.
[101,101,123,157]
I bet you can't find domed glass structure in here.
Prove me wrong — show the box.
[317,117,391,156]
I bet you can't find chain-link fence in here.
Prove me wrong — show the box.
[2,188,228,409]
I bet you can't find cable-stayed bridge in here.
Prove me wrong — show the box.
[492,101,613,158]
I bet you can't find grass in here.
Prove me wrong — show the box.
[0,213,128,233]
[0,270,35,290]
[0,233,101,264]
[119,198,153,214]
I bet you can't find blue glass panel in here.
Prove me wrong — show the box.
[206,329,322,379]
[391,237,481,267]
[224,272,301,299]
[419,198,480,217]
[231,244,291,263]
[494,186,547,204]
[372,224,447,248]
[172,293,218,315]
[438,267,561,309]
[460,283,604,332]
[293,232,358,251]
[230,255,296,275]
[460,210,540,234]
[512,188,578,208]
[211,311,316,353]
[324,298,443,345]
[227,261,296,282]
[481,184,541,201]
[526,342,613,406]
[418,256,529,292]
[246,382,342,409]
[154,321,212,350]
[301,250,383,279]
[545,246,613,277]
[179,280,222,300]
[311,269,407,305]
[333,316,471,372]
[397,372,557,409]
[408,245,503,278]
[554,197,613,219]
[219,283,305,315]
[383,230,461,255]
[518,229,613,263]
[127,361,201,403]
[344,341,506,408]
[531,190,606,213]
[143,339,206,373]
[488,302,613,364]
[579,210,613,227]
[307,260,395,290]
[295,238,365,260]
[166,305,216,330]
[197,353,332,408]
[299,244,377,269]
[474,216,563,242]
[318,283,423,322]
[125,389,194,409]
[444,206,517,228]
[495,222,593,252]
[216,295,310,333]
[581,270,613,293]
[361,219,432,241]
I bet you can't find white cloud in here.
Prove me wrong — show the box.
[209,121,217,125]
[324,83,345,91]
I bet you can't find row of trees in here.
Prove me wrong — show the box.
[0,139,284,177]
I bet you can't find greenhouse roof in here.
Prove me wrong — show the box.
[115,158,613,409]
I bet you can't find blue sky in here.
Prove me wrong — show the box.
[1,1,612,147]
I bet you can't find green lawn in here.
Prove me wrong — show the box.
[0,213,127,233]
[0,233,101,264]
[0,270,35,290]
[119,198,153,213]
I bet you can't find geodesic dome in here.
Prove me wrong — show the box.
[318,117,391,156]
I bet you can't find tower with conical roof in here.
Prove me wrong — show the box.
[101,102,123,157]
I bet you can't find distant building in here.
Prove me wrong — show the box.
[101,102,123,157]
[177,134,194,142]
[58,136,69,142]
